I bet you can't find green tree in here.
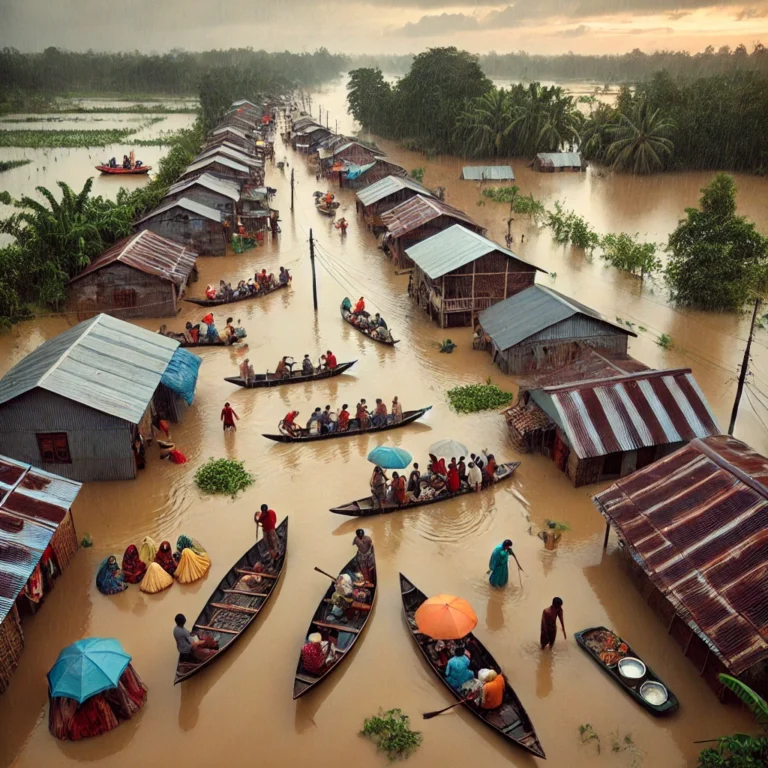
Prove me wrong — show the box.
[600,233,661,278]
[580,103,618,164]
[605,100,675,174]
[346,68,393,132]
[666,174,768,310]
[457,88,515,156]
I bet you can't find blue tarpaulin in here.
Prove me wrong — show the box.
[161,348,201,405]
[346,162,375,180]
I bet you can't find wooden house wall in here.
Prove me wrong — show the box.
[335,144,377,166]
[135,212,227,256]
[532,157,582,173]
[69,263,179,319]
[163,187,237,218]
[0,606,24,693]
[0,390,136,481]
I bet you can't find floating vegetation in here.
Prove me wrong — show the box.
[657,333,674,350]
[195,458,254,497]
[410,167,425,183]
[361,709,423,761]
[447,382,514,413]
[578,723,601,754]
[0,118,165,148]
[80,533,93,548]
[0,159,31,173]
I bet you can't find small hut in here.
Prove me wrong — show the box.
[134,197,226,256]
[343,158,407,190]
[504,368,720,486]
[0,314,200,481]
[461,165,515,181]
[0,456,81,694]
[405,225,545,327]
[178,156,250,184]
[194,146,264,176]
[593,435,768,699]
[331,141,378,167]
[68,230,197,319]
[356,176,434,229]
[164,173,240,218]
[478,285,636,375]
[533,152,583,172]
[208,125,252,150]
[381,195,485,269]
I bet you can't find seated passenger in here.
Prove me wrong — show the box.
[445,645,474,692]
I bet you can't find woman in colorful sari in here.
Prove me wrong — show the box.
[446,463,461,493]
[488,540,522,588]
[121,545,147,584]
[155,541,177,575]
[96,556,127,595]
[391,472,407,506]
[176,534,206,557]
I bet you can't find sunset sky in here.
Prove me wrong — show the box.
[1,0,767,55]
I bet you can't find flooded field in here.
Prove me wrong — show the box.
[0,82,765,768]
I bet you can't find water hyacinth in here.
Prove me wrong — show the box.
[195,458,254,497]
[447,383,514,413]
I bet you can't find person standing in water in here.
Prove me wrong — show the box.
[488,539,523,588]
[540,597,566,649]
[221,402,239,431]
[538,521,563,551]
[352,529,375,583]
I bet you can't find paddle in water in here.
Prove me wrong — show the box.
[314,566,338,582]
[423,696,475,719]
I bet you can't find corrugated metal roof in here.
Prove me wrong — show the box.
[380,195,480,240]
[136,197,222,225]
[195,146,263,169]
[461,165,515,181]
[69,230,197,286]
[531,368,720,459]
[211,125,249,140]
[205,140,258,158]
[356,175,433,207]
[166,172,240,202]
[479,284,633,351]
[593,435,768,675]
[183,156,249,176]
[404,224,543,280]
[0,456,82,624]
[304,125,329,135]
[536,152,582,167]
[523,348,650,389]
[230,99,258,109]
[0,314,180,424]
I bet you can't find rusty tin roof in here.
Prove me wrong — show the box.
[380,195,482,240]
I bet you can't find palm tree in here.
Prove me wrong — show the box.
[719,675,768,729]
[579,103,618,163]
[537,98,583,153]
[457,88,515,156]
[605,101,675,174]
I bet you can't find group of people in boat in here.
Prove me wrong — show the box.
[369,451,498,509]
[204,267,291,302]
[160,315,245,345]
[236,350,339,383]
[105,154,144,169]
[280,396,403,437]
[341,297,393,342]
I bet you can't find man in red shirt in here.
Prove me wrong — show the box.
[282,410,300,437]
[221,402,239,431]
[255,504,279,559]
[325,350,337,369]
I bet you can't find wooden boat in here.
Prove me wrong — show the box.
[330,461,520,516]
[400,574,546,759]
[263,406,431,443]
[174,518,288,684]
[225,360,356,389]
[95,165,151,175]
[184,282,288,307]
[340,302,399,345]
[178,339,242,348]
[316,203,336,216]
[574,626,679,716]
[292,552,377,699]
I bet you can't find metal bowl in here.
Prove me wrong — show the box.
[640,680,669,706]
[618,656,646,680]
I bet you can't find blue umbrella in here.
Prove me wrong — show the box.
[47,638,131,703]
[367,445,412,469]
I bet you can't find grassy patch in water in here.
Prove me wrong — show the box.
[447,382,514,413]
[361,709,422,761]
[0,118,165,148]
[195,458,254,497]
[0,159,32,173]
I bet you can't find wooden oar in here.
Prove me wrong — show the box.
[314,566,337,582]
[423,696,474,719]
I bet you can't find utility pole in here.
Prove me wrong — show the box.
[290,167,295,212]
[335,119,338,135]
[319,105,322,123]
[326,111,329,129]
[728,297,761,435]
[309,229,318,311]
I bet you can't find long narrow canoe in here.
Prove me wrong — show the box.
[96,165,151,174]
[340,303,399,345]
[225,360,356,389]
[400,574,546,759]
[292,551,377,699]
[575,626,679,716]
[330,461,520,516]
[173,518,288,684]
[185,282,288,307]
[263,406,431,443]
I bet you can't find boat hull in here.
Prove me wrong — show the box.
[184,282,288,307]
[95,165,151,174]
[225,360,356,389]
[340,303,398,345]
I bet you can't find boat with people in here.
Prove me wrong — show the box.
[316,203,337,216]
[330,461,520,516]
[225,359,357,389]
[96,164,151,175]
[264,405,432,443]
[340,298,398,345]
[186,268,291,307]
[400,574,546,759]
[174,518,288,684]
[575,626,679,715]
[158,319,246,347]
[292,552,377,699]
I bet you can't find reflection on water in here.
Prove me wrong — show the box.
[0,82,763,768]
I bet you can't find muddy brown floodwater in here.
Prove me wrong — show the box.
[0,80,765,768]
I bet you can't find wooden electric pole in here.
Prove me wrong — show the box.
[728,297,761,435]
[309,229,318,311]
[290,167,294,212]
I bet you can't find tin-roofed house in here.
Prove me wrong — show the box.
[506,368,720,486]
[0,314,201,481]
[194,146,264,177]
[178,156,251,184]
[533,152,583,172]
[355,176,434,230]
[164,173,241,220]
[134,197,226,256]
[331,141,378,168]
[343,158,407,190]
[593,435,768,699]
[404,225,545,327]
[0,456,82,693]
[68,230,197,319]
[478,285,636,375]
[381,195,486,269]
[208,125,252,150]
[461,165,515,181]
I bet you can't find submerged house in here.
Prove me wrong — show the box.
[208,125,252,150]
[68,230,197,319]
[0,456,82,694]
[134,197,226,256]
[381,195,485,269]
[533,152,583,172]
[0,314,201,481]
[356,176,434,229]
[461,165,515,181]
[593,435,768,699]
[194,146,264,175]
[504,368,720,487]
[164,173,241,219]
[178,156,251,184]
[331,141,378,168]
[405,225,545,327]
[478,285,636,375]
[343,158,407,190]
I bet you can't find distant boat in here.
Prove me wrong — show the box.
[96,165,151,175]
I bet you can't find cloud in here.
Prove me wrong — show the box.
[736,5,768,17]
[482,5,523,26]
[554,23,591,35]
[390,12,480,37]
[666,10,691,19]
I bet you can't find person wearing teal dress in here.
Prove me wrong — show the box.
[488,540,522,587]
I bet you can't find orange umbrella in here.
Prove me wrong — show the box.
[415,594,477,640]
